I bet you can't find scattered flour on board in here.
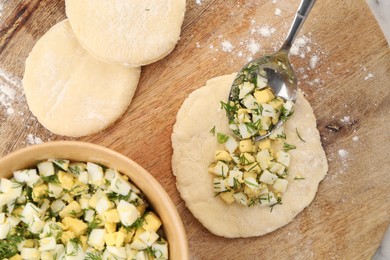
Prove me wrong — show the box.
[0,69,21,116]
[310,55,318,69]
[192,2,327,92]
[0,68,47,146]
[27,134,43,145]
[195,0,203,6]
[0,3,3,18]
[221,40,234,53]
[290,36,311,58]
[340,116,351,124]
[258,25,276,38]
[338,149,348,159]
[247,39,261,55]
[364,73,374,80]
[337,149,349,171]
[352,136,359,142]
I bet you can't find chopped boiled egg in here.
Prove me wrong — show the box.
[269,162,286,176]
[78,171,89,184]
[39,237,56,251]
[50,199,66,214]
[87,162,104,186]
[117,200,140,227]
[152,241,169,259]
[20,248,41,260]
[48,183,63,198]
[21,203,42,224]
[256,74,267,89]
[259,170,278,184]
[109,172,131,196]
[62,217,88,237]
[37,161,55,177]
[88,229,106,250]
[214,150,232,162]
[239,82,255,99]
[212,161,229,177]
[261,104,276,117]
[273,178,288,193]
[233,192,248,206]
[242,94,258,110]
[224,136,238,153]
[142,212,162,232]
[106,246,127,258]
[138,230,159,246]
[0,222,11,239]
[227,170,243,187]
[254,88,275,103]
[213,178,227,193]
[95,195,114,215]
[276,151,291,167]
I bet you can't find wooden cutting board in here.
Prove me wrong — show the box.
[0,0,389,259]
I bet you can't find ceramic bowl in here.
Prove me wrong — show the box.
[0,141,188,259]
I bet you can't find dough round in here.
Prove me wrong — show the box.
[23,20,141,137]
[65,0,186,67]
[172,74,328,238]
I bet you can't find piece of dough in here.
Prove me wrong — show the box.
[23,20,141,137]
[65,0,186,67]
[172,74,328,238]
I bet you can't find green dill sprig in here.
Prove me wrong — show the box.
[269,197,282,212]
[296,128,306,143]
[41,174,60,184]
[106,192,131,202]
[220,101,238,120]
[67,238,81,256]
[217,133,229,144]
[68,165,81,175]
[210,126,216,136]
[85,252,103,260]
[283,143,297,152]
[239,154,251,166]
[124,217,144,231]
[87,216,102,233]
[280,107,294,121]
[144,246,159,257]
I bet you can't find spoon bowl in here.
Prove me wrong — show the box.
[228,0,316,141]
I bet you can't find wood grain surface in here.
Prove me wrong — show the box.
[0,0,389,259]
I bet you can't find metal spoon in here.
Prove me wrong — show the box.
[228,0,316,141]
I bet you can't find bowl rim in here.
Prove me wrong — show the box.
[0,141,188,260]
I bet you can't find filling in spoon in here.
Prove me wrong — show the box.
[225,0,316,141]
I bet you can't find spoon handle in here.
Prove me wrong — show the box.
[280,0,316,52]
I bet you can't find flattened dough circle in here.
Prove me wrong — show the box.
[23,20,141,137]
[65,0,186,67]
[172,74,328,238]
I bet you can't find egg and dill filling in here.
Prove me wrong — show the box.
[0,159,168,260]
[222,65,294,139]
[209,65,298,209]
[209,126,301,209]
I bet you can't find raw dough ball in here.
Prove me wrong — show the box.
[172,74,328,238]
[23,20,141,137]
[65,0,186,67]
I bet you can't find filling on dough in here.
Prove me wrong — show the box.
[224,64,294,139]
[209,125,303,209]
[172,73,328,237]
[210,71,298,209]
